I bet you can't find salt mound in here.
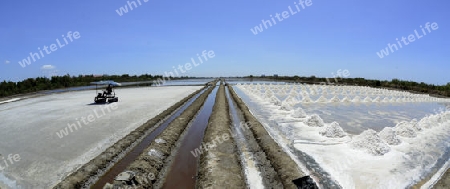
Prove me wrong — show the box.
[280,101,293,111]
[292,107,307,118]
[302,95,313,103]
[306,114,324,127]
[379,127,401,145]
[351,129,390,156]
[363,96,372,102]
[341,97,351,103]
[270,96,281,106]
[330,96,340,103]
[429,114,444,124]
[301,91,308,97]
[410,119,421,131]
[320,122,346,138]
[373,96,381,103]
[278,90,287,95]
[265,90,274,99]
[394,121,417,138]
[443,111,450,120]
[289,90,299,96]
[284,96,299,106]
[418,117,432,129]
[352,96,361,102]
[316,95,328,103]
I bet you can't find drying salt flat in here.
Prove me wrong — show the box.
[0,86,201,189]
[235,83,450,189]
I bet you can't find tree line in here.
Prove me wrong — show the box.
[248,75,450,97]
[0,74,173,98]
[1,74,449,98]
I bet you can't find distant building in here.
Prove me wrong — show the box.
[274,74,278,78]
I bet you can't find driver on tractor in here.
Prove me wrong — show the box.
[104,84,113,96]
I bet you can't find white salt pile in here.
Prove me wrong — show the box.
[379,127,401,145]
[341,96,351,103]
[410,119,421,131]
[280,101,294,111]
[418,117,432,129]
[270,96,281,106]
[352,96,361,102]
[394,121,417,138]
[292,107,307,118]
[316,95,328,103]
[373,96,381,103]
[351,129,390,156]
[302,95,313,103]
[363,96,372,103]
[320,121,346,138]
[284,96,299,106]
[330,96,340,103]
[306,114,324,127]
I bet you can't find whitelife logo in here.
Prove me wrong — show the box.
[18,31,81,68]
[250,0,312,35]
[376,22,439,58]
[56,103,118,139]
[0,153,21,171]
[115,0,149,16]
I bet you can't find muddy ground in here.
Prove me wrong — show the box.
[53,86,207,189]
[433,169,450,189]
[196,83,246,188]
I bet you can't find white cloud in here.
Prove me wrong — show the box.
[41,64,56,70]
[5,60,10,64]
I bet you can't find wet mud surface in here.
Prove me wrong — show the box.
[195,83,246,188]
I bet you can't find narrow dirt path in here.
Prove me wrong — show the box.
[227,84,307,189]
[225,85,284,188]
[195,82,246,188]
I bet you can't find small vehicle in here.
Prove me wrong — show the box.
[90,80,121,103]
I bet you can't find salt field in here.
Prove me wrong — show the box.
[235,83,450,188]
[0,86,201,188]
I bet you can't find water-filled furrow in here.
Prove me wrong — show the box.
[161,87,218,189]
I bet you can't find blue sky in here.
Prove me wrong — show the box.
[0,0,449,84]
